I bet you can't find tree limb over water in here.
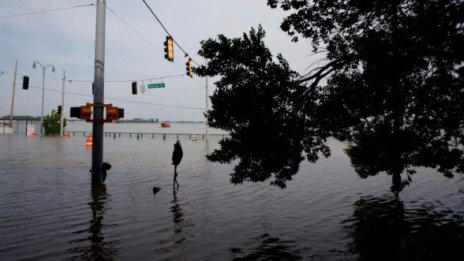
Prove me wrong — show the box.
[197,0,464,191]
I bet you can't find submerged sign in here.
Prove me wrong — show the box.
[148,83,165,89]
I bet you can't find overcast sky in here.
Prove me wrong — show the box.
[0,0,315,121]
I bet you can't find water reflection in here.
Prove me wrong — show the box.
[345,124,464,194]
[154,190,192,258]
[68,185,118,260]
[343,195,464,261]
[230,233,302,261]
[171,190,184,235]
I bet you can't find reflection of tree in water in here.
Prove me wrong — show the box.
[68,185,118,260]
[343,195,464,261]
[345,121,464,194]
[230,233,302,261]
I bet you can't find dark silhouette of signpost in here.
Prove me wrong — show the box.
[172,140,183,189]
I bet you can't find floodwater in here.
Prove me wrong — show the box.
[1,123,463,260]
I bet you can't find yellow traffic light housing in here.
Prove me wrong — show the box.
[186,58,193,78]
[164,36,174,62]
[71,103,124,123]
[80,103,93,122]
[105,104,119,122]
[70,103,92,122]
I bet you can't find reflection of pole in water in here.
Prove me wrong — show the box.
[88,185,116,259]
[68,185,118,259]
[171,190,184,234]
[89,185,106,240]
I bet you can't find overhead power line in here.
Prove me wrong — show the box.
[106,5,162,53]
[0,3,94,19]
[68,73,186,83]
[18,84,204,111]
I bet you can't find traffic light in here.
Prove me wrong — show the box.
[70,103,92,122]
[132,81,137,95]
[80,103,93,121]
[186,58,193,78]
[57,105,62,115]
[106,104,119,122]
[22,76,29,90]
[164,36,174,62]
[104,104,124,122]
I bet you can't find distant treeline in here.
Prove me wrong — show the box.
[118,118,205,124]
[1,116,205,124]
[0,115,39,121]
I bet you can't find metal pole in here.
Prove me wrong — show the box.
[92,0,106,186]
[40,66,45,134]
[9,60,18,128]
[60,70,65,137]
[205,76,209,141]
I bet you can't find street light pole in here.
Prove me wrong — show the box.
[60,70,66,137]
[9,60,18,128]
[33,61,55,134]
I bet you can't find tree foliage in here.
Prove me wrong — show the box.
[196,26,330,188]
[267,0,464,192]
[198,1,464,191]
[43,110,67,135]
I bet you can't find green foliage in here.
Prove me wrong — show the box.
[197,26,329,188]
[43,110,67,135]
[268,0,464,192]
[198,1,464,191]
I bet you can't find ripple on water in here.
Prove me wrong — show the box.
[0,134,463,260]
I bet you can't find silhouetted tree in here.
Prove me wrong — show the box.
[267,0,464,190]
[196,26,330,188]
[197,1,464,189]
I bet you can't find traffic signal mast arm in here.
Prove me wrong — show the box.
[70,103,124,123]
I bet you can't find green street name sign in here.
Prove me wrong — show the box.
[148,83,165,89]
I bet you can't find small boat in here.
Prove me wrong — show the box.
[160,122,171,128]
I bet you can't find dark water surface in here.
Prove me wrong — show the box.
[1,132,463,260]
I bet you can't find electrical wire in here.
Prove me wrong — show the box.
[106,5,162,53]
[67,73,186,83]
[0,3,94,19]
[22,84,204,111]
[0,70,187,83]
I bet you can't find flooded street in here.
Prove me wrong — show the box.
[0,124,463,260]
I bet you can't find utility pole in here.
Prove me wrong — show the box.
[60,70,66,137]
[205,76,209,141]
[92,0,106,186]
[9,60,18,128]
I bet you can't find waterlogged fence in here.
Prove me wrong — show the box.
[0,120,229,140]
[70,131,228,140]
